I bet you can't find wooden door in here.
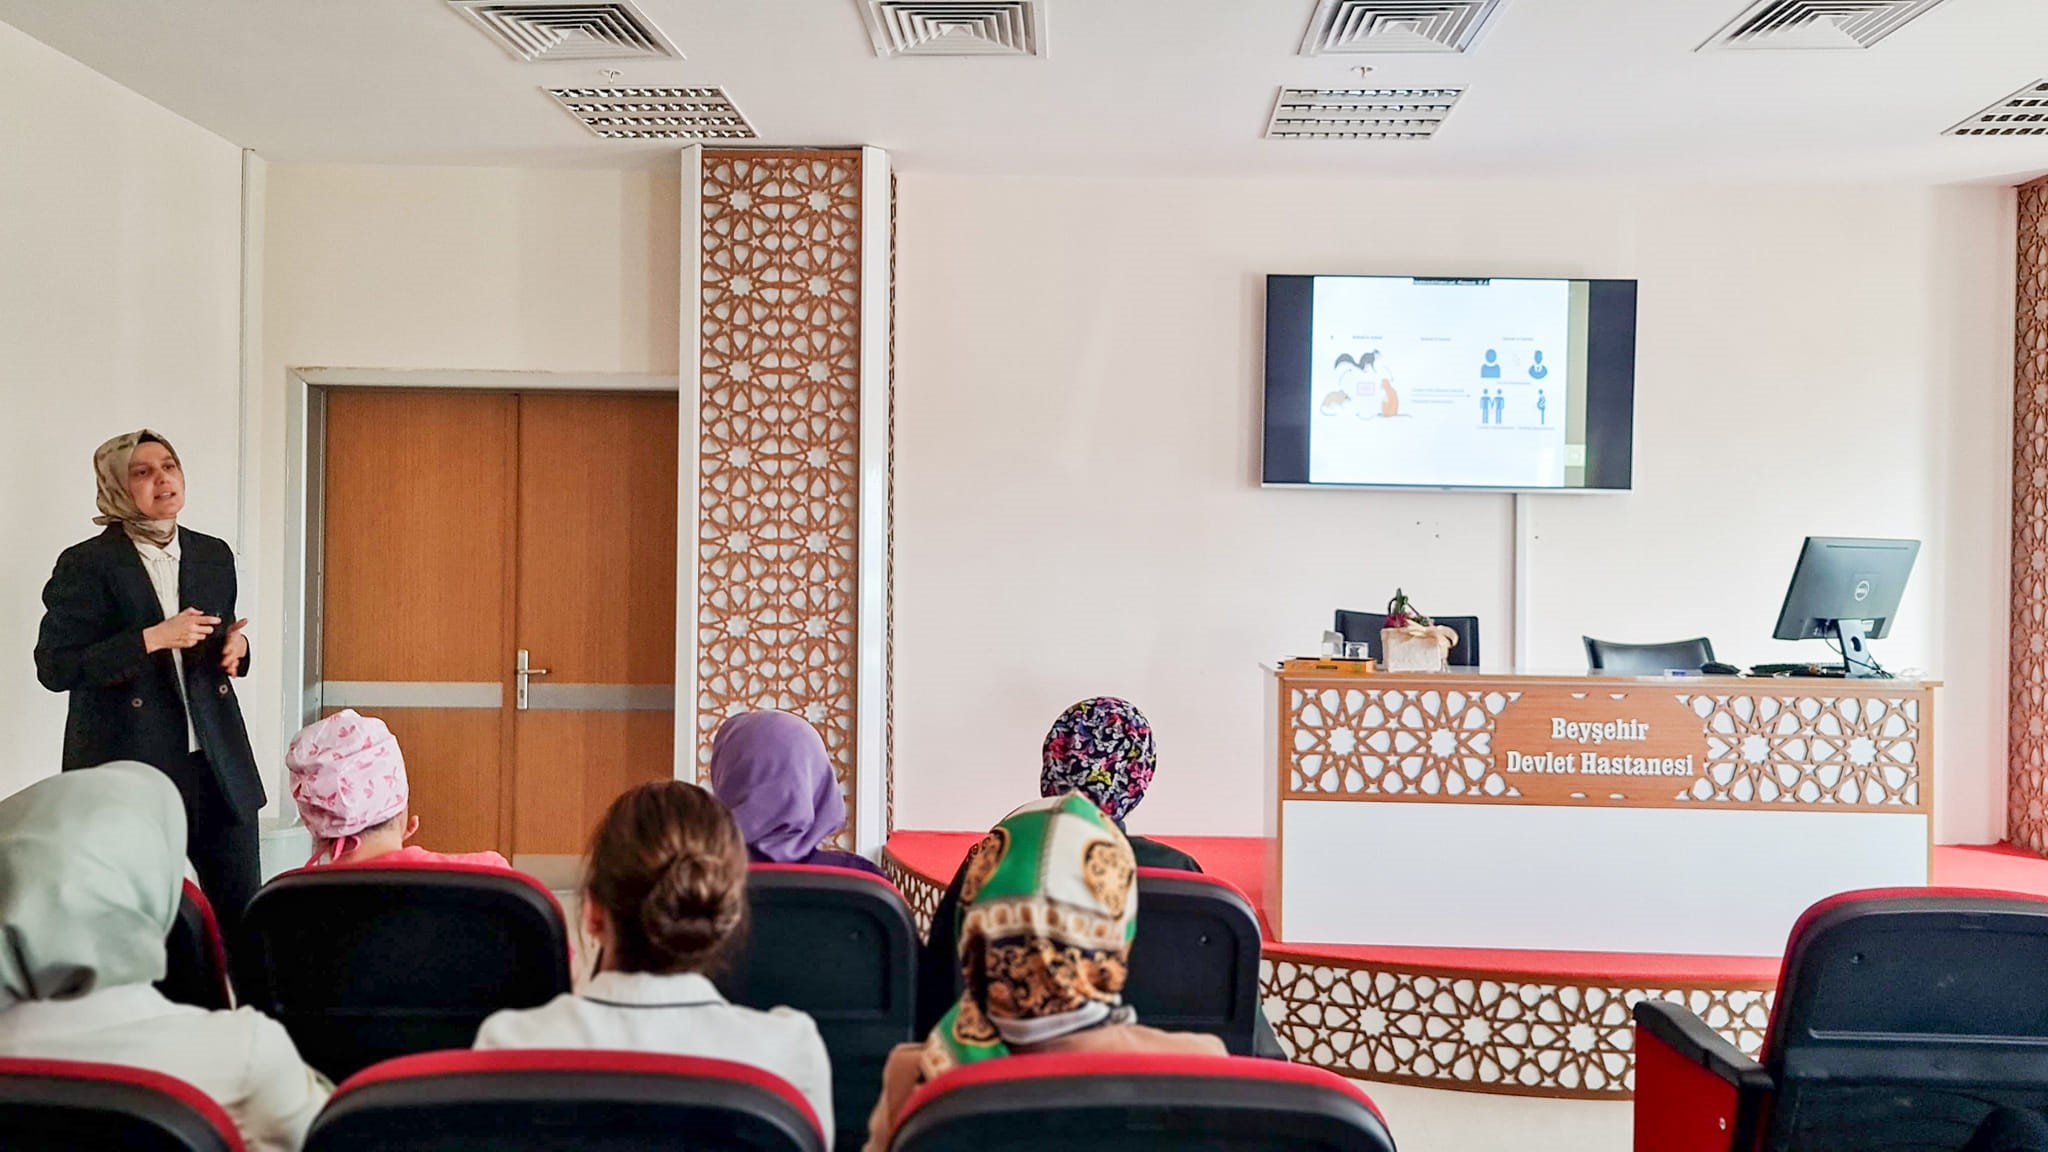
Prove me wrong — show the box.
[320,391,516,855]
[511,393,679,857]
[320,389,677,862]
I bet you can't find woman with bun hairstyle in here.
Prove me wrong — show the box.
[473,780,832,1137]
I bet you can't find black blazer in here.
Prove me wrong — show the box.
[35,525,264,814]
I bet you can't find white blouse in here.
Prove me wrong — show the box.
[474,970,835,1148]
[132,535,198,753]
[0,983,329,1152]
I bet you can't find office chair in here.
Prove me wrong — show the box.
[1583,636,1715,675]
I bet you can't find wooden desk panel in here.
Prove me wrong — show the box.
[1276,671,1933,814]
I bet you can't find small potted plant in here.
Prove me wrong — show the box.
[1382,588,1459,673]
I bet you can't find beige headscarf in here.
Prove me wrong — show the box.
[0,763,187,1008]
[92,429,181,548]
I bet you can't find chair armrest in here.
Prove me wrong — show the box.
[1633,1000,1766,1088]
[1632,1000,1769,1152]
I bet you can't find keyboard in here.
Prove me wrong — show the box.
[1749,662,1848,678]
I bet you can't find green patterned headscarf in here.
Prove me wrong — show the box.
[919,792,1140,1082]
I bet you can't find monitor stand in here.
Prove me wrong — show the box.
[1828,619,1882,678]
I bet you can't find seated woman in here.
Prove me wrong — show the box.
[915,697,1196,1033]
[709,709,883,877]
[286,709,509,868]
[0,763,330,1152]
[474,780,834,1137]
[865,793,1225,1151]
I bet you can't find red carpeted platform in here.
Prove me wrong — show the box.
[883,831,2048,983]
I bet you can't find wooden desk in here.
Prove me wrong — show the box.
[1265,670,1936,955]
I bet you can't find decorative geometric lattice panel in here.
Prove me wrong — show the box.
[1283,682,1927,810]
[1678,693,1922,808]
[882,846,1777,1097]
[1288,686,1521,798]
[1264,955,1773,1098]
[883,851,942,941]
[698,151,866,846]
[2015,179,2048,854]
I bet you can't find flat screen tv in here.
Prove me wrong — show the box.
[1262,275,1639,491]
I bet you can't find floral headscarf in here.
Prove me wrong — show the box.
[919,792,1139,1081]
[92,429,181,548]
[1039,697,1157,823]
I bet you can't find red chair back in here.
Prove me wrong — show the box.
[305,1050,824,1152]
[889,1052,1394,1152]
[0,1057,245,1152]
[716,863,917,1147]
[233,860,570,1081]
[158,879,233,1010]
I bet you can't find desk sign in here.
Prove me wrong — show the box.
[1492,692,1707,803]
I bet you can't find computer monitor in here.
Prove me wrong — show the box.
[1771,536,1920,678]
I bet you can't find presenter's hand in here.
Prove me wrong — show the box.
[144,608,219,654]
[220,619,249,672]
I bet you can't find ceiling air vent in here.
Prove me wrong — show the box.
[1702,0,1950,51]
[1266,87,1463,140]
[1946,80,2048,137]
[450,1,680,62]
[1300,1,1502,55]
[861,0,1042,58]
[547,87,756,140]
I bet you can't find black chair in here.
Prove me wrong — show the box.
[233,860,571,1082]
[0,1058,245,1152]
[1583,635,1715,675]
[889,1052,1396,1152]
[1331,610,1381,659]
[158,879,233,1011]
[1435,615,1480,668]
[307,1050,825,1152]
[716,863,917,1150]
[1634,888,2048,1152]
[1125,869,1264,1057]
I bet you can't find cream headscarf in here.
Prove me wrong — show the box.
[0,763,187,1007]
[92,429,181,548]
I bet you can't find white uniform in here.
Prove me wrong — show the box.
[475,969,834,1147]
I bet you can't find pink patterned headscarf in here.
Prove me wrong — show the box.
[287,710,409,865]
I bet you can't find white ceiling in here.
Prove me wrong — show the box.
[3,0,2047,183]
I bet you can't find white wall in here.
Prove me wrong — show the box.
[0,20,243,801]
[890,175,2015,844]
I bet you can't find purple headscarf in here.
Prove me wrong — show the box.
[708,711,846,863]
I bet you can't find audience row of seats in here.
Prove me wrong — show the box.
[26,875,2048,1149]
[0,1049,1396,1152]
[145,855,1264,1145]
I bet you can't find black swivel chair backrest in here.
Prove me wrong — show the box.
[1757,890,2048,1152]
[716,864,917,1149]
[1435,616,1480,668]
[1125,869,1264,1056]
[158,879,233,1011]
[1331,611,1381,658]
[1583,636,1716,675]
[0,1058,245,1152]
[233,861,572,1082]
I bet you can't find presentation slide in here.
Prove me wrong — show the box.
[1307,277,1572,488]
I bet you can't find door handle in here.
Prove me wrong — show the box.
[515,649,551,711]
